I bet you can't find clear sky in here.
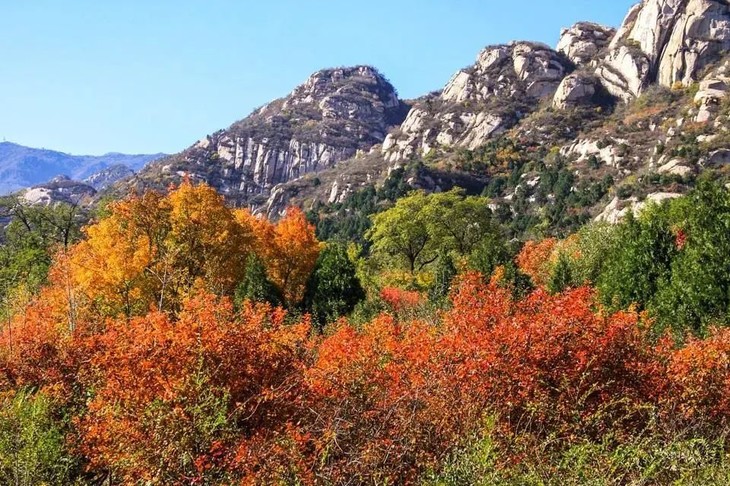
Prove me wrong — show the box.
[0,0,637,155]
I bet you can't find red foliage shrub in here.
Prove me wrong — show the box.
[661,328,730,427]
[517,238,558,287]
[299,273,661,482]
[5,258,730,484]
[306,314,444,483]
[379,287,423,312]
[441,273,659,440]
[77,293,310,484]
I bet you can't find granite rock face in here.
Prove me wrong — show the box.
[382,42,571,162]
[557,22,616,66]
[133,66,409,206]
[553,72,600,108]
[595,0,730,101]
[118,0,730,222]
[83,164,135,191]
[22,175,96,206]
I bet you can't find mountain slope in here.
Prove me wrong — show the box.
[0,142,165,195]
[129,66,409,207]
[118,0,730,235]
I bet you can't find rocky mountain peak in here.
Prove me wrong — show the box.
[382,41,571,162]
[557,22,616,66]
[132,65,409,207]
[286,65,397,106]
[596,0,730,101]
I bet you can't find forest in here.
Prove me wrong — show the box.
[2,178,730,484]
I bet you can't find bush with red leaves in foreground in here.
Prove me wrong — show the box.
[2,271,730,484]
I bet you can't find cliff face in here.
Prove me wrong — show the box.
[132,66,409,206]
[595,0,730,101]
[116,0,730,229]
[381,42,572,163]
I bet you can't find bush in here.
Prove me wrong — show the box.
[0,390,76,486]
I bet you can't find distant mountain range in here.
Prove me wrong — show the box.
[0,142,165,195]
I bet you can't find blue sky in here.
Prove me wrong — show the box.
[0,0,637,155]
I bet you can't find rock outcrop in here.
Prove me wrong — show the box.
[133,66,409,206]
[22,175,96,206]
[595,0,730,101]
[595,44,652,102]
[382,42,571,162]
[695,75,730,122]
[557,22,616,66]
[83,164,135,190]
[553,72,600,108]
[596,192,683,224]
[115,0,730,225]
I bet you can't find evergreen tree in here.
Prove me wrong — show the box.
[304,243,365,330]
[234,253,282,308]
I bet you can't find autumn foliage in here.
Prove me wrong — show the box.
[247,206,322,306]
[2,183,730,484]
[516,238,558,287]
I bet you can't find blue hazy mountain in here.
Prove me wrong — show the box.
[0,141,165,194]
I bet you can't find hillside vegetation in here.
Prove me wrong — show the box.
[2,180,730,484]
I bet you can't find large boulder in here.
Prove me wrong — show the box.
[557,22,616,66]
[694,76,730,122]
[596,192,683,224]
[553,72,599,109]
[595,45,652,102]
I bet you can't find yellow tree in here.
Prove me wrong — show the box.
[261,207,321,306]
[61,181,255,319]
[68,215,154,318]
[166,181,254,298]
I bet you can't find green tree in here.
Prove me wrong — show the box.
[234,253,282,307]
[304,243,365,329]
[467,232,511,279]
[368,190,501,276]
[368,191,438,274]
[0,197,86,320]
[653,181,730,335]
[597,208,676,312]
[571,222,620,286]
[548,252,574,294]
[429,252,458,303]
[424,189,495,255]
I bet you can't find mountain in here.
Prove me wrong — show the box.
[83,164,135,191]
[123,0,730,233]
[0,142,165,195]
[21,175,97,206]
[126,66,409,205]
[129,66,409,208]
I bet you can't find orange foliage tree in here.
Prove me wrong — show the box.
[516,238,558,287]
[77,293,310,484]
[250,207,321,306]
